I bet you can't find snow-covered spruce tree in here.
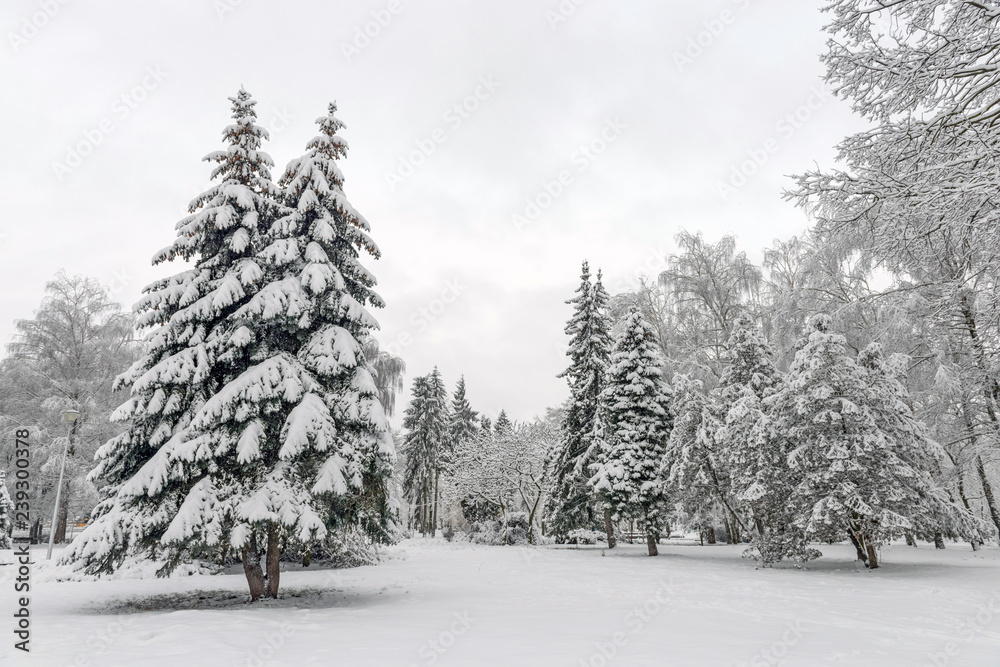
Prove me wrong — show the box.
[65,95,395,601]
[401,369,450,536]
[715,314,790,561]
[494,410,513,435]
[546,261,613,541]
[0,470,14,549]
[449,376,479,450]
[772,315,976,568]
[62,88,283,588]
[589,307,673,556]
[226,101,395,587]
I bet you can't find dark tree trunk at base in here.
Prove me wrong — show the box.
[647,534,658,556]
[865,540,879,569]
[905,533,916,547]
[706,526,716,544]
[242,546,267,602]
[54,484,69,543]
[848,531,868,562]
[934,532,946,549]
[604,508,616,549]
[975,454,1000,542]
[265,524,281,598]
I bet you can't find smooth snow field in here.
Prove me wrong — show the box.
[2,539,999,666]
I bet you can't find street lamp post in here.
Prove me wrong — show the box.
[47,408,80,560]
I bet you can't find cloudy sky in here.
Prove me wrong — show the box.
[0,0,866,424]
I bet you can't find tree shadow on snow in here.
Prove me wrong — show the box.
[84,583,410,615]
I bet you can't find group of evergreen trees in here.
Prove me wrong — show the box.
[61,89,395,599]
[400,368,518,535]
[546,261,985,566]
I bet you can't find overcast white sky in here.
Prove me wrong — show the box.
[0,0,866,425]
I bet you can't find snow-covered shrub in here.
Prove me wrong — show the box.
[741,529,820,567]
[283,527,382,568]
[565,528,607,545]
[469,512,538,546]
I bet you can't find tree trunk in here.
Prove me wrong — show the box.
[722,514,733,544]
[706,525,716,544]
[934,532,946,549]
[975,454,1000,542]
[433,469,440,537]
[55,418,78,544]
[265,523,281,598]
[864,538,879,569]
[242,545,267,602]
[54,484,69,543]
[603,507,616,549]
[848,530,868,562]
[645,509,658,556]
[905,533,916,547]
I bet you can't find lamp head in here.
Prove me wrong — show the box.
[62,409,80,423]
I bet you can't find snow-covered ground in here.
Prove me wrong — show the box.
[2,539,999,666]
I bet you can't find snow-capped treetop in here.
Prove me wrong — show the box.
[273,102,383,313]
[449,375,479,448]
[719,313,779,402]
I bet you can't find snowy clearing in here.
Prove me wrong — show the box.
[3,539,999,666]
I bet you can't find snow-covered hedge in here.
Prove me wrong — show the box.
[564,529,607,545]
[468,512,541,546]
[282,527,382,568]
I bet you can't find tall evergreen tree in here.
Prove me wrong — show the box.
[64,94,393,601]
[546,261,613,540]
[64,88,282,591]
[589,308,673,556]
[449,376,479,448]
[401,368,450,536]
